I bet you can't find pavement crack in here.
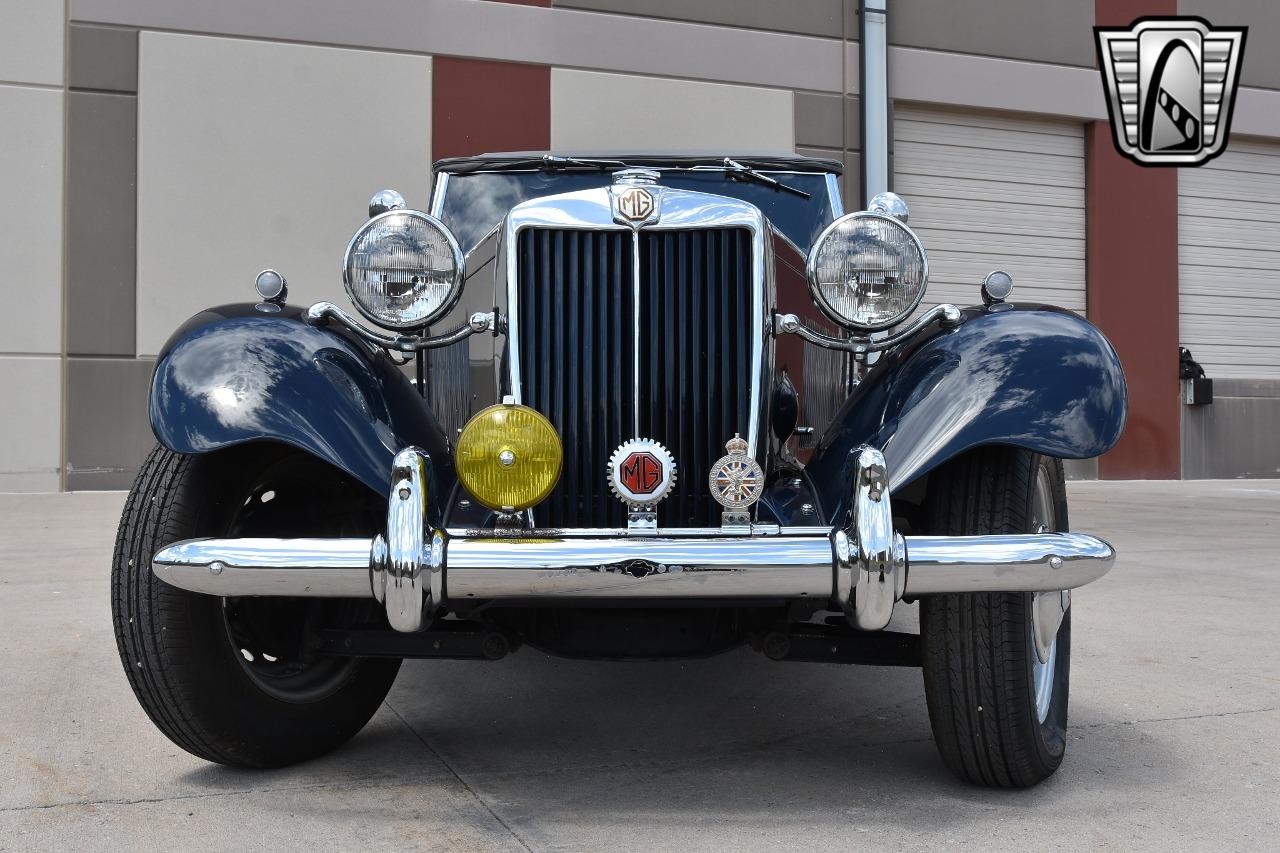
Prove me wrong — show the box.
[383,699,535,853]
[1078,705,1279,729]
[0,775,431,814]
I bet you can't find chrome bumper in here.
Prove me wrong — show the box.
[152,447,1115,633]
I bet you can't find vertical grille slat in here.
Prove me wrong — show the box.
[720,233,733,447]
[675,234,690,524]
[580,233,594,520]
[565,231,579,515]
[517,226,751,528]
[645,236,660,480]
[696,233,710,522]
[596,233,610,516]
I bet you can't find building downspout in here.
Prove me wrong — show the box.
[859,0,891,368]
[860,0,890,207]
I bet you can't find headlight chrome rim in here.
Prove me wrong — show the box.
[342,209,465,331]
[804,211,930,333]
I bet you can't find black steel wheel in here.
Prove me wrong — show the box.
[111,443,399,768]
[919,446,1072,787]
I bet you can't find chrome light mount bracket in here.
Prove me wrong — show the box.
[774,303,963,356]
[708,434,765,532]
[608,438,677,535]
[626,509,658,535]
[834,446,906,631]
[305,302,497,354]
[369,447,443,632]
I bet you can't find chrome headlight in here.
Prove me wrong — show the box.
[806,211,928,332]
[343,210,464,330]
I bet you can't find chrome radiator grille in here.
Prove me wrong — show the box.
[516,227,755,528]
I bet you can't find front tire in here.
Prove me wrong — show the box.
[919,446,1072,787]
[111,444,400,768]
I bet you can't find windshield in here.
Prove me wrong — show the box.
[436,169,838,254]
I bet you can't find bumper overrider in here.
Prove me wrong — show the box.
[152,447,1115,633]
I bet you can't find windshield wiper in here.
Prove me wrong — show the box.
[445,155,633,175]
[722,157,811,199]
[539,154,632,171]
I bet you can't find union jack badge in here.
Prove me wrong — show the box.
[708,434,763,527]
[1095,17,1247,166]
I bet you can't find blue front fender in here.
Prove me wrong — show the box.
[807,305,1127,521]
[149,303,452,497]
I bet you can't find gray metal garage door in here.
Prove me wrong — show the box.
[893,105,1087,316]
[1178,138,1280,379]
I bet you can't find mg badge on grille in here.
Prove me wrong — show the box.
[709,434,763,528]
[616,187,655,221]
[610,171,662,226]
[608,438,676,508]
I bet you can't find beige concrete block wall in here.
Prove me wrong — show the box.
[0,0,64,492]
[551,69,793,152]
[135,33,433,357]
[0,86,63,356]
[0,359,62,492]
[0,0,64,85]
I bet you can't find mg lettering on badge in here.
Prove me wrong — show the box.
[616,187,655,221]
[620,451,662,495]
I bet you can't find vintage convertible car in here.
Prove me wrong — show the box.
[113,153,1126,787]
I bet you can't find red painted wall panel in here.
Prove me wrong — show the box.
[432,57,550,161]
[1089,0,1181,478]
[1086,124,1181,478]
[1095,0,1173,28]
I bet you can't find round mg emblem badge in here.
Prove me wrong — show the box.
[608,438,675,507]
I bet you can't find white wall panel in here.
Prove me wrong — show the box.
[136,33,432,356]
[552,69,793,152]
[0,85,64,355]
[0,0,64,86]
[0,357,61,492]
[893,106,1087,317]
[1179,139,1280,379]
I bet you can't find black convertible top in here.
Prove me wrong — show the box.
[434,151,844,175]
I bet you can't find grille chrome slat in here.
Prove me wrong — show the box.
[517,226,753,529]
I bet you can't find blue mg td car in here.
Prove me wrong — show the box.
[114,154,1125,787]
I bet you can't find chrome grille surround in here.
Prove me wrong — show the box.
[501,186,770,528]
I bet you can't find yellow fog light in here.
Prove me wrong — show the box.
[455,403,562,511]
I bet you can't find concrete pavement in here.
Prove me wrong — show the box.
[1,480,1277,851]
